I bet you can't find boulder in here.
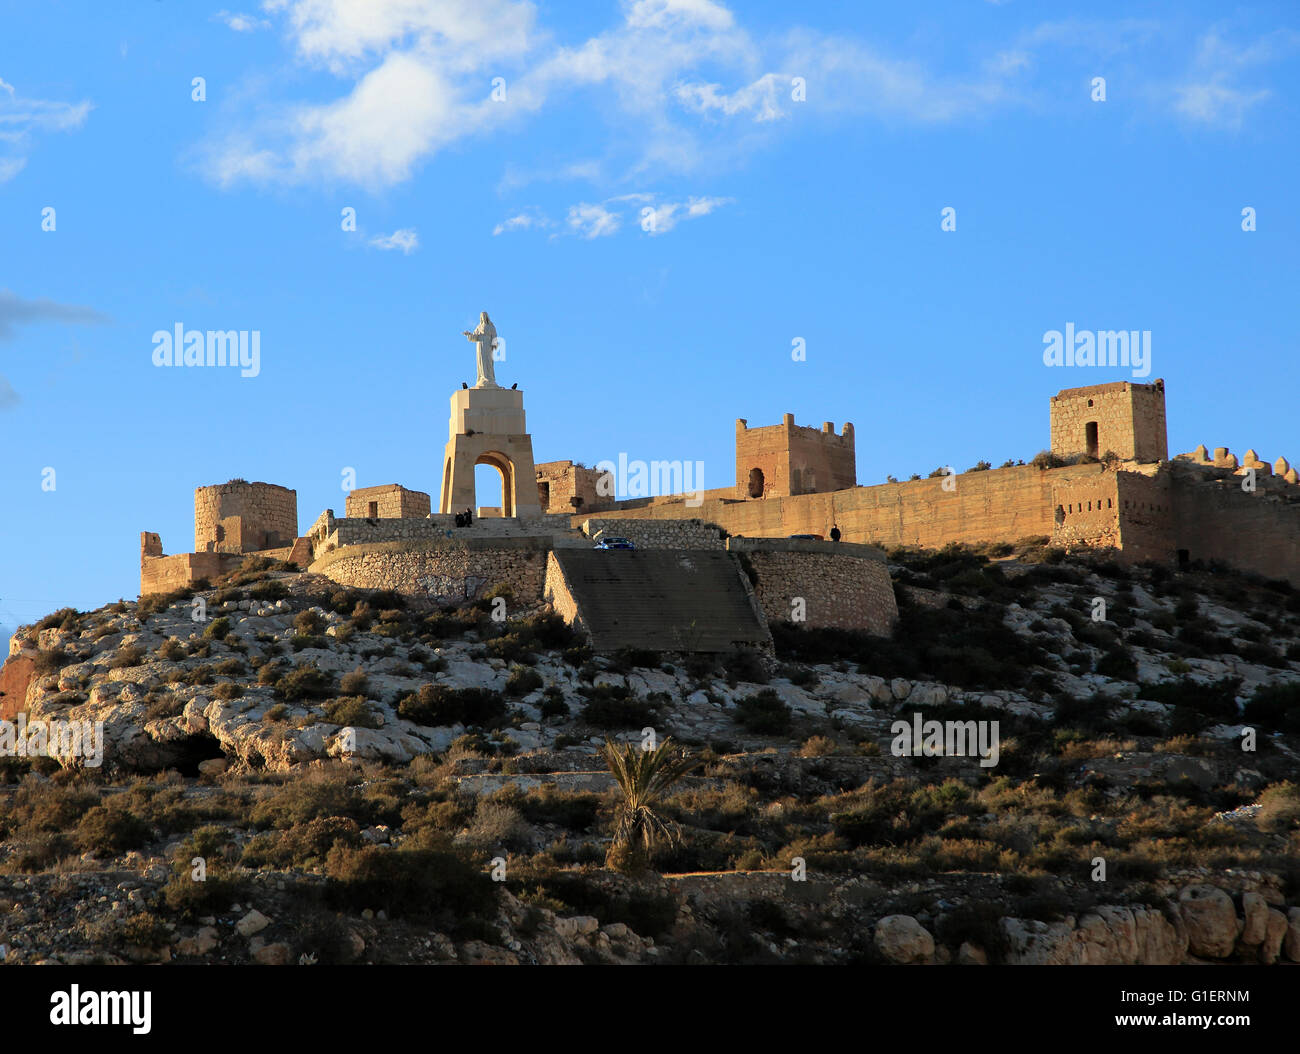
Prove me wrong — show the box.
[554,915,601,940]
[1178,885,1239,959]
[1285,908,1300,963]
[873,915,933,964]
[1260,909,1288,965]
[1240,891,1269,945]
[236,909,271,938]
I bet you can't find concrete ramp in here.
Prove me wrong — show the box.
[550,549,771,653]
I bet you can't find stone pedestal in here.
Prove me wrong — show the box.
[438,386,541,517]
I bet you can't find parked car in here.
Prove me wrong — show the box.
[788,533,824,541]
[594,536,635,550]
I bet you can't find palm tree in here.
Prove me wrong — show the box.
[600,737,700,874]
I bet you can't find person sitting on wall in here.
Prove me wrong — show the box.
[830,524,841,543]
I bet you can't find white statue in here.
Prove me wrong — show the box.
[462,311,500,388]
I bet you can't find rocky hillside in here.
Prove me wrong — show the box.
[1,542,1298,965]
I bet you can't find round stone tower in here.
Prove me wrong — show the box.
[194,481,297,554]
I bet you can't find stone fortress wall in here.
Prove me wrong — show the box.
[137,375,1300,648]
[588,379,1300,587]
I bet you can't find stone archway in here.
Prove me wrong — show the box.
[438,386,542,518]
[747,467,765,498]
[474,451,516,516]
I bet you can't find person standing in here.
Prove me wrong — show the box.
[830,524,841,542]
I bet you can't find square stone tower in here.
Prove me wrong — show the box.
[734,414,856,498]
[1049,379,1167,463]
[438,387,542,517]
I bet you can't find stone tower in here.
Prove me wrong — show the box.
[438,387,542,517]
[1049,379,1167,464]
[734,414,856,498]
[194,481,297,554]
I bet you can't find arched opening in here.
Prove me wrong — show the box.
[747,467,765,498]
[474,452,515,516]
[1085,421,1099,459]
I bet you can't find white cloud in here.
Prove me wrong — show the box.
[642,194,731,234]
[493,210,552,235]
[566,202,621,239]
[199,3,1284,192]
[368,227,419,253]
[215,10,271,32]
[504,193,730,238]
[675,74,785,121]
[1173,28,1300,128]
[0,79,92,178]
[267,0,539,73]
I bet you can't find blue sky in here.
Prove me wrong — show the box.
[2,0,1298,651]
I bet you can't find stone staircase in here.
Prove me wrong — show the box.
[550,549,771,653]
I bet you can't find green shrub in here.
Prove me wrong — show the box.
[538,689,569,720]
[294,609,326,636]
[241,816,362,868]
[339,667,369,696]
[137,588,193,619]
[1243,682,1300,734]
[323,845,498,922]
[578,684,660,729]
[723,648,768,685]
[732,689,792,735]
[75,805,151,856]
[144,691,185,721]
[36,607,82,632]
[107,645,145,669]
[158,638,186,661]
[213,682,243,701]
[1094,648,1138,681]
[203,617,231,641]
[397,684,506,728]
[33,648,70,676]
[505,664,543,697]
[275,664,335,701]
[1138,677,1241,724]
[323,696,381,729]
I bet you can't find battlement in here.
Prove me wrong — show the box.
[1175,444,1300,485]
[735,412,856,498]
